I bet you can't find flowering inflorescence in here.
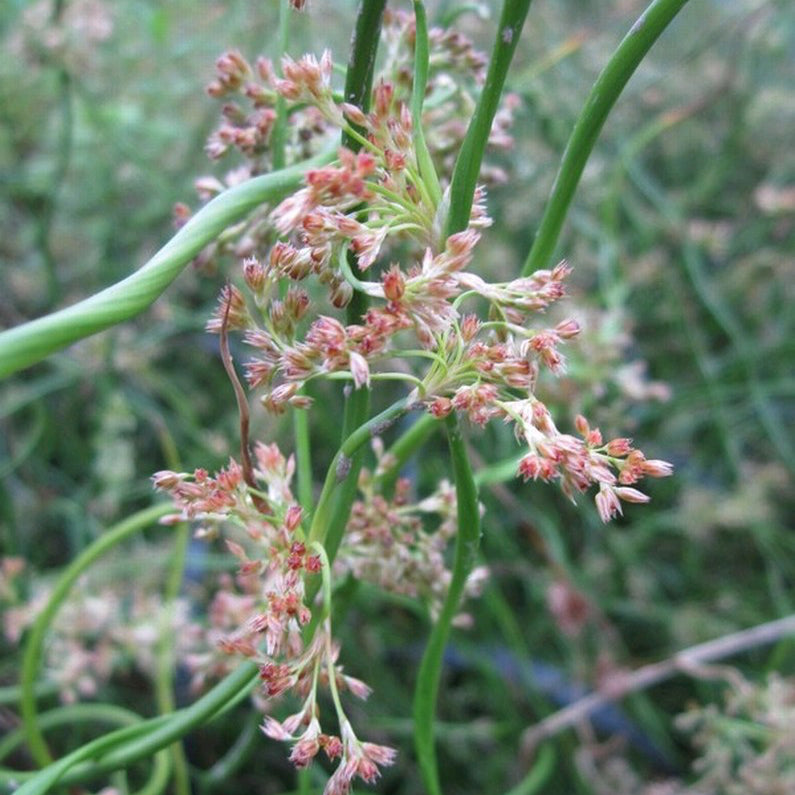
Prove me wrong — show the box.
[155,8,673,791]
[153,441,400,791]
[340,463,488,623]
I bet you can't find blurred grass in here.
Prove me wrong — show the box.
[1,0,793,793]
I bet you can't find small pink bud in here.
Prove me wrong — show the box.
[555,318,581,339]
[614,487,650,504]
[289,394,314,410]
[341,102,367,127]
[428,396,453,418]
[382,265,405,301]
[330,281,353,308]
[172,202,191,228]
[374,80,393,117]
[384,148,406,172]
[460,314,480,342]
[262,716,293,741]
[349,351,371,388]
[586,428,603,447]
[595,487,622,523]
[225,539,247,560]
[323,734,343,760]
[152,470,183,490]
[285,287,310,321]
[642,459,674,477]
[255,57,274,81]
[606,437,633,456]
[269,300,286,329]
[305,555,322,574]
[360,741,398,767]
[285,504,303,532]
[243,258,266,293]
[343,674,372,700]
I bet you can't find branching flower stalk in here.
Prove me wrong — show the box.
[153,4,672,793]
[1,2,694,795]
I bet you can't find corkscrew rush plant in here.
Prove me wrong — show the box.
[0,1,693,793]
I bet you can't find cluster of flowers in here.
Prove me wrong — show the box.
[378,8,519,182]
[153,442,405,792]
[179,7,517,269]
[1,554,195,705]
[211,221,670,523]
[156,8,672,792]
[197,22,672,521]
[340,453,488,623]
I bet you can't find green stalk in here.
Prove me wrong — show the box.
[341,0,387,151]
[323,378,368,561]
[11,662,259,795]
[20,503,172,767]
[302,396,412,634]
[411,1,442,207]
[0,704,171,795]
[374,412,439,497]
[0,703,146,762]
[271,0,291,171]
[411,3,534,792]
[0,147,335,379]
[522,0,690,275]
[310,0,387,595]
[307,397,411,550]
[293,407,315,513]
[154,522,191,795]
[412,416,481,795]
[446,0,534,238]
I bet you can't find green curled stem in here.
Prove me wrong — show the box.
[0,704,171,795]
[0,146,335,379]
[12,662,259,795]
[20,503,172,767]
[522,0,690,274]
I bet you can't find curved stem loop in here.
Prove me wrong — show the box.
[522,0,690,274]
[0,147,335,379]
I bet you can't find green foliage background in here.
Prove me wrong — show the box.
[1,1,793,792]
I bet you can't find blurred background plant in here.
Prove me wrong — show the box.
[0,0,793,793]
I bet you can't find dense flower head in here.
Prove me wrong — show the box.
[339,470,485,620]
[155,7,675,789]
[186,7,519,273]
[211,193,670,517]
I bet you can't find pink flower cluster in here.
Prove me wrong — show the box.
[153,444,397,790]
[209,155,670,516]
[339,471,487,621]
[158,9,675,789]
[188,9,517,273]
